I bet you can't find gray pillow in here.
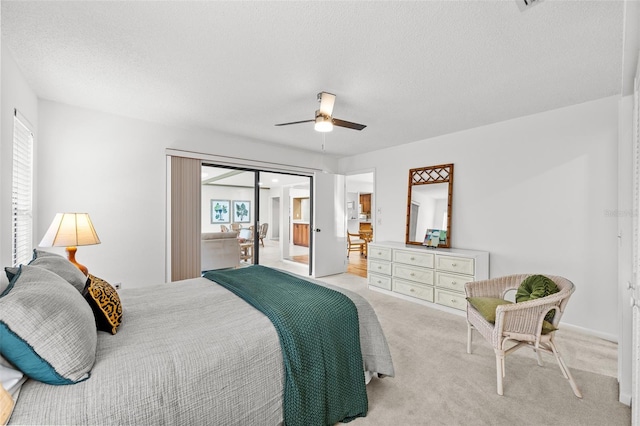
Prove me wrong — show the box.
[3,267,19,287]
[30,249,87,292]
[0,265,97,385]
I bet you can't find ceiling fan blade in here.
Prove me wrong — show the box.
[318,92,336,117]
[274,119,314,126]
[332,118,367,131]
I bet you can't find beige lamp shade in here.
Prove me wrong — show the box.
[39,213,100,276]
[39,213,101,248]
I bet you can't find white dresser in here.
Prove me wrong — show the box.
[367,241,489,313]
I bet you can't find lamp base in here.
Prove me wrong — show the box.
[66,246,88,276]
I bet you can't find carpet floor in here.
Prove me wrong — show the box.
[310,270,632,426]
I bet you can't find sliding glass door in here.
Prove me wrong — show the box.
[201,164,312,274]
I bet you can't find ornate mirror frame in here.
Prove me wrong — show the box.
[405,163,454,248]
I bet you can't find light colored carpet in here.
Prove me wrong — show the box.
[271,261,630,426]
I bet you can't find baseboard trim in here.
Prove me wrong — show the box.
[619,391,631,406]
[369,286,619,343]
[560,322,618,343]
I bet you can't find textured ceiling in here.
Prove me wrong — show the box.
[1,1,625,157]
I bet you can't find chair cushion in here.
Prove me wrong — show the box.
[467,297,512,323]
[467,296,556,334]
[516,274,559,322]
[238,229,252,240]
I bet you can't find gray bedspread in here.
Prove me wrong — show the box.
[9,274,394,425]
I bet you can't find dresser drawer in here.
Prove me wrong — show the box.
[436,255,475,275]
[393,249,434,268]
[393,279,434,302]
[368,272,392,290]
[368,259,391,276]
[435,271,469,293]
[392,264,434,285]
[435,289,467,311]
[368,245,392,261]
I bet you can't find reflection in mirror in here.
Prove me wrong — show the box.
[406,164,453,248]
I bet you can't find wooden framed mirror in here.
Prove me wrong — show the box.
[405,163,454,248]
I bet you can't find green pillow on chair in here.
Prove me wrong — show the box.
[516,274,559,322]
[516,274,559,302]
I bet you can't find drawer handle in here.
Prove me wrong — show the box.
[410,273,415,277]
[451,263,457,267]
[410,288,415,292]
[451,299,456,303]
[410,257,415,260]
[378,266,382,269]
[452,281,457,285]
[377,280,382,284]
[377,252,382,255]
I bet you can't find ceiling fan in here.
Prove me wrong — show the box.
[275,92,367,132]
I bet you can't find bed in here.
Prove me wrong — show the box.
[1,258,394,425]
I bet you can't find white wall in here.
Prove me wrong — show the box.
[0,44,38,288]
[340,96,620,339]
[617,95,633,403]
[346,181,373,194]
[36,100,330,289]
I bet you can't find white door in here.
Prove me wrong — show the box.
[312,172,347,277]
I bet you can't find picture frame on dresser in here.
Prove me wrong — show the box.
[424,229,446,247]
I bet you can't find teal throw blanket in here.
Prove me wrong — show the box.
[204,265,367,425]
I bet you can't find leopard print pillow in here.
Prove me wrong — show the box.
[83,274,122,334]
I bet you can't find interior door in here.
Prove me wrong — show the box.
[312,172,347,277]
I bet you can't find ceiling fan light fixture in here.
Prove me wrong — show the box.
[275,93,365,132]
[314,113,333,132]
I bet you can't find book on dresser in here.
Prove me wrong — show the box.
[367,241,489,314]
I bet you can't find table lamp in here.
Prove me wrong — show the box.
[39,213,101,276]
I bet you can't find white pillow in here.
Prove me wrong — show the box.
[0,355,26,398]
[0,355,25,425]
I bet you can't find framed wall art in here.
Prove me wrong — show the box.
[211,199,230,224]
[233,200,251,223]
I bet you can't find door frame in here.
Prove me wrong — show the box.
[345,169,376,236]
[166,149,320,276]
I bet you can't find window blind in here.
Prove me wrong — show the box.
[170,156,202,280]
[12,110,34,267]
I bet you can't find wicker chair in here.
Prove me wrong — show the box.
[258,223,269,247]
[465,274,582,398]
